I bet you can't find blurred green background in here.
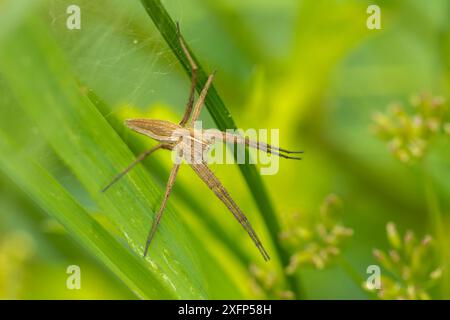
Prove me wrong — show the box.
[0,0,449,299]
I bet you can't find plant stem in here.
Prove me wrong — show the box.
[422,165,449,298]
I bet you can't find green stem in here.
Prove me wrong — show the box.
[422,165,449,298]
[139,0,302,298]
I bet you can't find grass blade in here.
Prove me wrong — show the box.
[0,134,175,299]
[0,13,208,299]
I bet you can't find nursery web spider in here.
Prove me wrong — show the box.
[102,23,302,262]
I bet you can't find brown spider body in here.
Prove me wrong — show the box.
[103,24,302,262]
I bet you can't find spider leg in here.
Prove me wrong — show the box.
[143,162,181,257]
[190,162,270,261]
[190,71,216,126]
[177,22,199,127]
[221,133,303,160]
[102,144,164,192]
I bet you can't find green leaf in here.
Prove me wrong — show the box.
[0,134,175,299]
[0,13,210,299]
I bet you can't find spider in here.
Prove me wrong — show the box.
[102,23,302,262]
